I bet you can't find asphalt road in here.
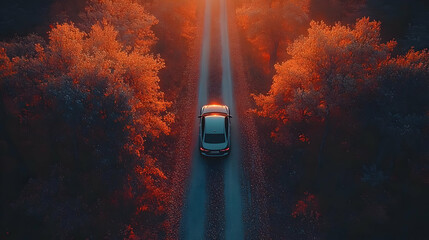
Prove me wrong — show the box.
[180,0,245,239]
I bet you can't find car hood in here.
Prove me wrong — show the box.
[202,141,228,150]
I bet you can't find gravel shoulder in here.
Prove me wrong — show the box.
[226,0,271,238]
[164,1,206,238]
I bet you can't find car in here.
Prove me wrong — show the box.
[198,104,232,157]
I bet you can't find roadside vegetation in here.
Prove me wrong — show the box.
[0,0,196,238]
[1,0,428,238]
[236,0,429,238]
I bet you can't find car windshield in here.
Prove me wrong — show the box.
[204,133,225,143]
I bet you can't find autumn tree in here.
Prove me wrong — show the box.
[0,48,14,77]
[0,0,172,238]
[252,17,429,164]
[140,0,198,101]
[237,0,310,72]
[142,0,197,46]
[252,16,428,238]
[81,0,158,54]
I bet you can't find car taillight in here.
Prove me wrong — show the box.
[220,147,230,152]
[200,147,209,152]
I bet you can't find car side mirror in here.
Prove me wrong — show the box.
[229,116,232,118]
[198,115,202,118]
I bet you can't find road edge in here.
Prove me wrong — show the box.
[226,1,271,239]
[164,1,206,239]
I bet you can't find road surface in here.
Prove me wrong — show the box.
[180,0,244,239]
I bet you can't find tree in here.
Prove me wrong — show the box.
[81,0,158,54]
[237,0,310,72]
[0,48,14,77]
[369,48,429,165]
[252,18,397,162]
[0,0,172,237]
[140,0,198,101]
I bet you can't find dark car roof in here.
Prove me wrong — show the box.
[204,115,226,134]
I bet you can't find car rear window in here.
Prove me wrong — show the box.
[204,133,225,143]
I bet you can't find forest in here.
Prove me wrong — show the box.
[1,0,197,238]
[237,0,429,239]
[1,0,428,239]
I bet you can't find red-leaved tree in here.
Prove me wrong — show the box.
[237,0,310,73]
[252,17,428,164]
[0,0,173,238]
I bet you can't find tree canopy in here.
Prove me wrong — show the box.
[0,0,174,238]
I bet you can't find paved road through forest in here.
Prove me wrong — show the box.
[180,0,244,239]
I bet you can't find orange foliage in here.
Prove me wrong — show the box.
[253,17,429,144]
[237,0,310,70]
[252,18,400,143]
[83,0,158,54]
[44,20,171,140]
[134,155,167,214]
[177,3,198,42]
[144,0,198,43]
[392,48,429,69]
[0,48,15,77]
[143,0,198,54]
[0,0,173,237]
